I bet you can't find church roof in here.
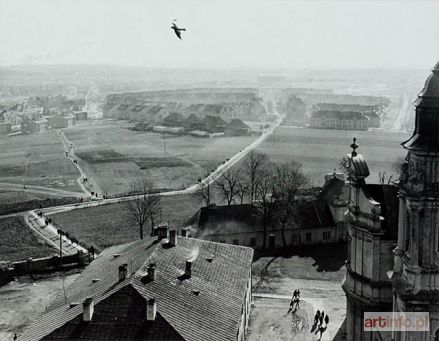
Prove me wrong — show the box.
[403,61,439,152]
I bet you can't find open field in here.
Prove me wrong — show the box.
[0,190,54,206]
[0,273,79,340]
[64,120,258,195]
[0,217,56,262]
[50,193,203,251]
[256,126,409,186]
[0,131,81,192]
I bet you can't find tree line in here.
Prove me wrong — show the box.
[126,151,309,248]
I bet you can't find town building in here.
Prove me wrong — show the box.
[312,103,383,128]
[163,112,185,127]
[186,174,348,249]
[20,228,253,341]
[183,114,202,131]
[310,110,370,130]
[48,113,75,129]
[21,116,48,134]
[224,119,250,137]
[201,115,227,133]
[342,61,439,341]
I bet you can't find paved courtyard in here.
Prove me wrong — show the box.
[249,244,347,340]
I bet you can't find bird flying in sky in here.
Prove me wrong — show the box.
[171,21,186,40]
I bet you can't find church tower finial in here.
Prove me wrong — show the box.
[350,137,358,157]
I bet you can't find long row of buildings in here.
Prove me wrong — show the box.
[310,103,384,130]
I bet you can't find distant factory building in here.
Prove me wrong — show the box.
[20,227,253,341]
[224,119,250,137]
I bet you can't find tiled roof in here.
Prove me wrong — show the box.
[20,236,253,341]
[188,202,334,237]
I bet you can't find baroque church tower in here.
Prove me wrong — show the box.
[342,138,399,341]
[391,61,439,341]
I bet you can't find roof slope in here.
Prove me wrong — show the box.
[20,236,253,341]
[226,119,250,130]
[188,202,334,237]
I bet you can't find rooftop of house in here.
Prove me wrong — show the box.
[164,111,185,122]
[187,200,334,237]
[226,118,250,130]
[20,235,253,341]
[201,115,227,126]
[184,113,201,124]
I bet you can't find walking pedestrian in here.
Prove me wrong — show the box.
[314,311,319,323]
[325,314,329,326]
[318,313,324,327]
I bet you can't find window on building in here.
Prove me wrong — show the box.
[233,239,239,245]
[250,238,257,247]
[306,232,311,242]
[323,231,331,240]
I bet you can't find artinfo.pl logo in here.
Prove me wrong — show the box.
[364,312,429,332]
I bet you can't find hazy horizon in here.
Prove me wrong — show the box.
[1,0,439,70]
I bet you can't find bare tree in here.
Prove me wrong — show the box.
[254,163,277,249]
[215,169,241,206]
[272,161,308,248]
[245,151,267,202]
[196,176,212,206]
[236,176,249,205]
[126,178,161,240]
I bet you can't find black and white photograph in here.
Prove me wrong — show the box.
[0,0,439,340]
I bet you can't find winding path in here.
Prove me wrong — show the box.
[3,106,283,257]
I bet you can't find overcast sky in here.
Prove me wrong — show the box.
[1,0,438,69]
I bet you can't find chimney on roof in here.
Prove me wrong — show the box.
[185,260,192,278]
[146,299,156,321]
[82,297,94,321]
[157,224,169,240]
[147,263,156,281]
[119,263,128,281]
[169,229,177,246]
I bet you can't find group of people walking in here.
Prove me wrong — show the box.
[313,309,329,340]
[314,309,329,327]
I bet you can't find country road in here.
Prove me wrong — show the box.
[2,108,283,256]
[58,130,102,197]
[36,112,284,216]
